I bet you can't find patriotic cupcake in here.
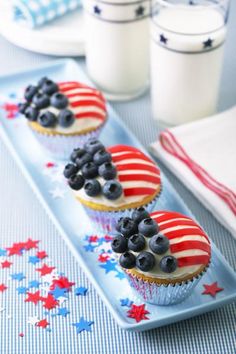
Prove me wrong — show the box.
[63,142,162,232]
[19,77,107,159]
[112,210,211,305]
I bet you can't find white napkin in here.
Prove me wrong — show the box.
[150,106,236,237]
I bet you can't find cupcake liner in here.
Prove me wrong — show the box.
[125,268,207,305]
[82,195,158,234]
[30,126,103,160]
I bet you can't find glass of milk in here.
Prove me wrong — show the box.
[151,0,230,125]
[84,0,150,100]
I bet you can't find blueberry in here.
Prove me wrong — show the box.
[32,93,50,109]
[102,180,123,200]
[119,252,136,269]
[38,111,57,128]
[24,106,39,121]
[84,179,101,197]
[81,162,98,179]
[70,148,85,163]
[38,77,48,87]
[149,234,169,254]
[58,109,75,128]
[51,92,68,109]
[138,218,159,238]
[111,235,128,253]
[132,207,150,224]
[93,149,112,166]
[41,79,58,95]
[84,138,104,155]
[24,85,38,102]
[98,162,117,180]
[118,217,138,238]
[68,174,85,190]
[128,234,145,252]
[18,102,29,114]
[136,251,155,272]
[75,152,93,168]
[63,163,79,179]
[160,256,178,273]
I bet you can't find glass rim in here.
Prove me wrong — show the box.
[154,0,229,10]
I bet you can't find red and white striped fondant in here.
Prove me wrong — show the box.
[58,81,107,123]
[151,211,211,270]
[108,145,161,201]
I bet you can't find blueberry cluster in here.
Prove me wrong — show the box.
[111,207,178,274]
[63,139,123,200]
[18,77,75,128]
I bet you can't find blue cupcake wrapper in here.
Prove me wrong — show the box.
[29,125,103,160]
[125,268,207,306]
[82,195,158,234]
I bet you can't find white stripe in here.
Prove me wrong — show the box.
[71,105,106,117]
[173,249,209,258]
[162,225,199,234]
[159,217,194,226]
[68,95,105,107]
[118,170,160,177]
[170,235,209,245]
[121,181,158,189]
[115,158,155,167]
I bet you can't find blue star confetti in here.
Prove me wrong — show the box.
[50,286,68,299]
[0,248,7,256]
[16,286,29,295]
[57,307,70,317]
[99,260,117,274]
[84,244,96,253]
[75,287,88,296]
[115,271,125,280]
[10,273,26,281]
[28,280,40,289]
[120,298,133,307]
[28,256,40,265]
[72,317,94,334]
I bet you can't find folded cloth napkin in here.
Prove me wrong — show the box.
[13,0,81,28]
[150,106,236,238]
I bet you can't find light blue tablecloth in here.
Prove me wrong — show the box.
[0,3,235,353]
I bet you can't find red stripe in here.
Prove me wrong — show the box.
[58,82,106,103]
[112,152,154,164]
[116,163,159,174]
[162,228,209,242]
[177,255,210,267]
[119,174,161,184]
[159,219,200,229]
[170,240,211,254]
[75,111,105,121]
[69,99,106,111]
[151,211,192,224]
[124,187,156,197]
[108,145,141,154]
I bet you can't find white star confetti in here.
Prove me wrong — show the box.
[49,187,65,199]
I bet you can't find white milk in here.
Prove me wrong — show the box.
[84,0,150,99]
[151,6,227,125]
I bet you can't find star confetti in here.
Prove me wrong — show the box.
[0,248,7,257]
[0,283,7,292]
[42,294,59,310]
[25,291,42,305]
[28,256,40,265]
[28,280,40,289]
[127,304,150,323]
[57,307,70,317]
[36,251,47,260]
[16,286,29,295]
[99,260,117,274]
[10,273,26,281]
[202,282,224,298]
[50,276,75,291]
[50,286,68,299]
[24,239,39,250]
[72,317,94,334]
[1,260,12,268]
[45,162,55,168]
[49,187,65,199]
[37,319,49,329]
[75,287,88,296]
[120,298,133,307]
[36,264,55,276]
[98,254,109,263]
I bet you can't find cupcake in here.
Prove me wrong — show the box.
[63,141,162,232]
[19,77,107,159]
[111,209,211,305]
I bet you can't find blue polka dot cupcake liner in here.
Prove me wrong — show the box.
[125,267,208,306]
[29,125,103,160]
[82,195,159,234]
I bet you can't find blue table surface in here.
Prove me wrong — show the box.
[0,3,235,353]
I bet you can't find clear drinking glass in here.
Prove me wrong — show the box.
[150,0,230,125]
[84,0,150,100]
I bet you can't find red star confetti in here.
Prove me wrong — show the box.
[37,319,49,329]
[98,254,109,263]
[24,238,39,250]
[50,276,75,291]
[104,235,113,241]
[45,162,55,168]
[25,291,42,305]
[6,244,23,256]
[0,283,7,292]
[36,264,55,276]
[89,235,98,243]
[1,102,19,119]
[42,294,58,310]
[1,260,12,268]
[127,304,150,323]
[36,250,47,260]
[202,282,224,298]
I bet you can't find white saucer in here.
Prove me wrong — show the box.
[0,2,85,57]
